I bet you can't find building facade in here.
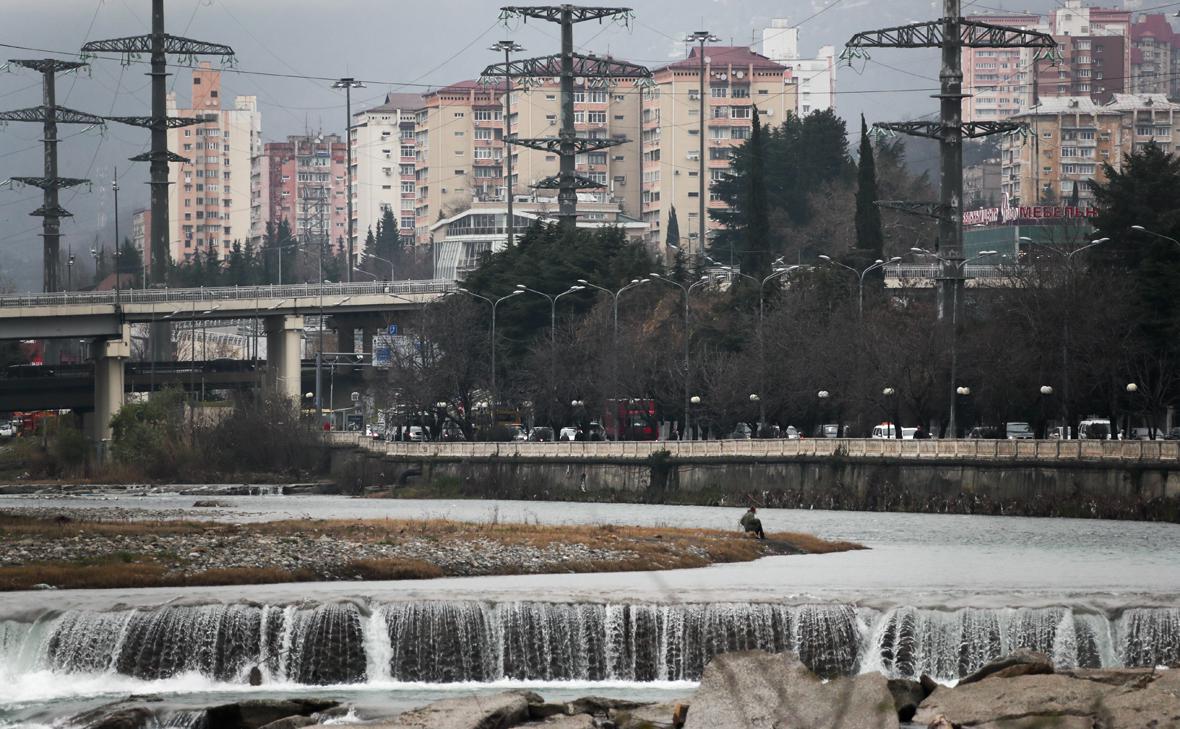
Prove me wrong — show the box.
[962,3,1133,122]
[350,93,422,252]
[640,46,796,250]
[1131,14,1180,97]
[258,134,348,255]
[1000,93,1180,208]
[759,19,836,117]
[166,63,261,264]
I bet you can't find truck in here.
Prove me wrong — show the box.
[603,398,658,441]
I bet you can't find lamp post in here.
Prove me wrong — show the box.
[1019,235,1110,436]
[689,394,702,440]
[364,253,396,281]
[457,288,523,411]
[332,76,366,282]
[515,284,584,422]
[686,30,719,257]
[66,250,76,291]
[577,277,651,433]
[817,255,902,320]
[882,386,901,439]
[651,272,718,439]
[352,266,378,281]
[911,247,999,437]
[1130,225,1180,249]
[490,41,525,248]
[112,167,121,301]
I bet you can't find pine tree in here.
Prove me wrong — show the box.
[665,205,681,249]
[855,115,884,259]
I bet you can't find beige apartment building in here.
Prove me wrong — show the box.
[640,46,796,251]
[166,63,261,264]
[1000,93,1180,207]
[412,78,641,244]
[350,93,422,251]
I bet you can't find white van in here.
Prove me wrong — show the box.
[871,424,917,439]
[1078,419,1113,440]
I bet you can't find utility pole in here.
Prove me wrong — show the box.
[333,78,365,281]
[0,59,104,293]
[113,167,121,303]
[83,0,234,360]
[845,0,1054,436]
[481,6,650,233]
[687,31,719,257]
[490,41,524,247]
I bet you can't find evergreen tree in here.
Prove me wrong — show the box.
[118,237,143,288]
[742,107,771,277]
[854,115,884,260]
[224,241,249,286]
[665,205,681,249]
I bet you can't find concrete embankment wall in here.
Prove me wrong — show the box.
[330,448,1180,521]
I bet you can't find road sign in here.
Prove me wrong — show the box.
[388,324,398,336]
[350,391,360,403]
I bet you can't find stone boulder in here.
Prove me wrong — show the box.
[610,702,688,729]
[957,649,1053,685]
[529,715,595,728]
[683,650,898,729]
[886,678,927,722]
[206,699,340,729]
[1096,668,1180,729]
[309,690,538,729]
[80,707,156,729]
[914,673,1115,727]
[257,717,318,729]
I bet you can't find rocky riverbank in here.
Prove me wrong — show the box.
[0,510,862,590]
[62,649,1180,729]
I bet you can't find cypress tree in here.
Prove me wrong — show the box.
[855,115,884,260]
[742,106,771,277]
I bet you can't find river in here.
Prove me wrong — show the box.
[2,493,1178,726]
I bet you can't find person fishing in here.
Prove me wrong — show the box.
[740,507,765,540]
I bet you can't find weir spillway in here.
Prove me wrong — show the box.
[2,602,1178,687]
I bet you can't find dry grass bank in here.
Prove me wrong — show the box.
[0,513,864,591]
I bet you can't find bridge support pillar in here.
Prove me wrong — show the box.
[266,314,304,402]
[92,325,131,446]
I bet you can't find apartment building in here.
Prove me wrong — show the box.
[350,93,422,251]
[1000,93,1180,207]
[166,63,261,264]
[411,77,641,243]
[130,207,151,279]
[759,18,837,116]
[1130,14,1180,97]
[257,134,348,254]
[640,46,796,250]
[962,3,1132,122]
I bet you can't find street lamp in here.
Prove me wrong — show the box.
[817,255,903,320]
[363,253,396,281]
[1130,225,1180,249]
[882,386,901,440]
[456,287,523,410]
[352,266,378,281]
[651,272,718,439]
[491,40,525,248]
[686,30,720,257]
[332,76,366,281]
[577,277,650,431]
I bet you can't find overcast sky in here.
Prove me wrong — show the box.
[0,0,1132,290]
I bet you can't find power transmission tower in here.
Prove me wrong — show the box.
[480,5,651,232]
[0,59,105,292]
[844,0,1055,436]
[82,0,235,288]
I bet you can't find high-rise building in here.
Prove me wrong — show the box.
[1000,93,1180,207]
[166,63,261,264]
[962,2,1132,122]
[350,93,422,250]
[411,77,641,244]
[1130,14,1180,97]
[760,19,836,117]
[640,46,796,250]
[258,134,349,255]
[130,207,151,280]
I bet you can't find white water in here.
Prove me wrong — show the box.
[2,494,1178,724]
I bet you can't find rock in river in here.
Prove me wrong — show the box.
[682,650,897,729]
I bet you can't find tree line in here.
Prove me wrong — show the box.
[374,117,1178,439]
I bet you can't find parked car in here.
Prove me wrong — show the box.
[871,423,918,439]
[405,425,430,442]
[439,423,467,441]
[784,425,800,439]
[559,426,580,441]
[966,426,1003,439]
[528,426,555,442]
[1129,427,1165,441]
[814,424,850,438]
[726,422,753,440]
[1005,422,1034,440]
[508,425,528,441]
[586,422,607,441]
[0,422,14,438]
[1165,428,1180,441]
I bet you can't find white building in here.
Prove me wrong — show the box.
[166,63,261,264]
[760,19,836,116]
[350,93,422,250]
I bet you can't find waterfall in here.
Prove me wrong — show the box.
[5,602,1178,687]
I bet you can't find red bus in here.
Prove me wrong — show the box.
[604,398,658,441]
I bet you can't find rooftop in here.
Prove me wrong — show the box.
[658,45,784,73]
[362,92,425,114]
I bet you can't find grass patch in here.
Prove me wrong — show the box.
[0,558,320,591]
[343,558,445,580]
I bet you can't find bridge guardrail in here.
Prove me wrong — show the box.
[328,433,1180,463]
[0,280,456,309]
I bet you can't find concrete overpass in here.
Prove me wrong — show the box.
[0,280,453,442]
